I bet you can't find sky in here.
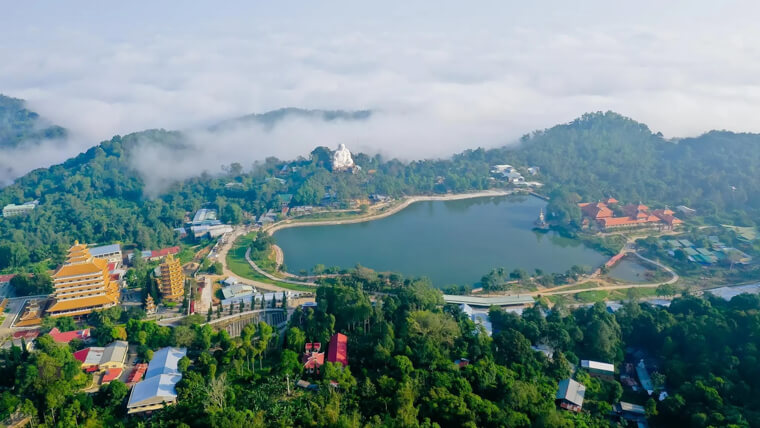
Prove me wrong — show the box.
[2,1,760,186]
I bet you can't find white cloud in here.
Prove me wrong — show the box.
[2,1,760,186]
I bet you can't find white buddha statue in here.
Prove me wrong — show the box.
[332,143,355,170]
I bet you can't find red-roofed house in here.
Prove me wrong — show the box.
[303,342,325,373]
[327,333,348,367]
[102,368,123,384]
[148,246,180,261]
[12,329,39,340]
[0,274,15,287]
[49,327,91,343]
[127,363,148,384]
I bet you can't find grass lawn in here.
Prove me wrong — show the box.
[226,233,313,292]
[574,290,610,303]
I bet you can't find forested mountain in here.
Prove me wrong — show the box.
[503,112,760,225]
[209,107,372,132]
[0,94,67,149]
[2,108,760,272]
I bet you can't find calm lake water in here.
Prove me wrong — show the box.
[607,258,652,283]
[273,196,608,286]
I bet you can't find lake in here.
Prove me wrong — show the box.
[607,258,652,283]
[273,195,608,286]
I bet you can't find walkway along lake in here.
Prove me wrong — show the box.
[273,195,608,287]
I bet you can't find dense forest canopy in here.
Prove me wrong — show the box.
[1,272,759,427]
[0,94,67,149]
[2,106,760,272]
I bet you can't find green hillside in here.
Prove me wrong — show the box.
[0,94,67,149]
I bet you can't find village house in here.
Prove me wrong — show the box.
[73,340,128,371]
[556,378,586,412]
[327,333,348,367]
[126,347,187,414]
[581,359,615,380]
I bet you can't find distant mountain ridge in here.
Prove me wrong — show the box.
[0,94,67,149]
[209,107,372,131]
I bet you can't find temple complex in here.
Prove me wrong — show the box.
[157,254,184,301]
[578,199,682,231]
[47,241,120,318]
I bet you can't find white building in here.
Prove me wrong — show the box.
[491,164,513,174]
[2,200,38,217]
[89,244,123,265]
[127,347,187,414]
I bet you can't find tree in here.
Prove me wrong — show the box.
[282,292,288,309]
[207,307,213,322]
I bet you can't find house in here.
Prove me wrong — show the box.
[89,244,123,265]
[581,360,615,379]
[527,167,540,175]
[471,312,493,336]
[2,200,38,217]
[556,379,586,412]
[504,171,525,184]
[222,277,238,286]
[636,360,654,395]
[73,340,128,371]
[303,342,325,374]
[220,284,256,307]
[147,246,180,262]
[101,368,123,384]
[126,347,187,414]
[191,223,232,239]
[614,402,646,422]
[192,208,217,224]
[0,274,15,288]
[327,333,348,367]
[454,358,470,368]
[491,164,513,174]
[127,363,148,384]
[49,327,91,344]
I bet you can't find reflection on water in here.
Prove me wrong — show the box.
[607,258,651,283]
[274,195,608,286]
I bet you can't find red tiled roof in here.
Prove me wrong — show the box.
[12,329,39,340]
[102,368,123,383]
[49,327,91,343]
[604,197,619,204]
[0,274,16,283]
[73,348,91,363]
[580,202,614,219]
[327,333,348,366]
[150,246,180,259]
[127,363,148,383]
[303,352,325,369]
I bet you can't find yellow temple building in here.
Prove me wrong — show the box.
[157,254,184,301]
[47,241,120,318]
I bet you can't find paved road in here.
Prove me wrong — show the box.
[244,248,316,286]
[214,227,294,292]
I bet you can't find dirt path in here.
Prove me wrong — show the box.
[532,251,679,297]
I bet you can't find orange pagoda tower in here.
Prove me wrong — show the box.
[47,241,120,317]
[157,254,184,301]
